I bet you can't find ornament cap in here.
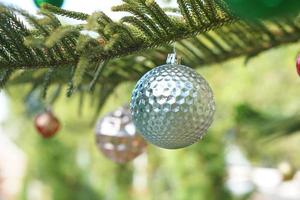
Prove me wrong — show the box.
[166,42,181,64]
[166,53,181,65]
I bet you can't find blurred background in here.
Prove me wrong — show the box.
[0,0,300,200]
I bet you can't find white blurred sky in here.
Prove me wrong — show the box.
[0,0,174,20]
[0,0,126,19]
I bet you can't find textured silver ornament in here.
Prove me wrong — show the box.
[95,106,147,163]
[130,54,215,149]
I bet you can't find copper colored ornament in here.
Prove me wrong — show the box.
[296,54,300,76]
[95,106,147,164]
[34,110,60,138]
[98,38,106,47]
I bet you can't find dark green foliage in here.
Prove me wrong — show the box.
[233,102,300,165]
[42,4,88,20]
[223,0,300,19]
[235,103,266,123]
[34,0,64,8]
[235,103,300,137]
[0,69,13,89]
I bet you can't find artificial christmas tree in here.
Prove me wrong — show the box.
[1,1,300,200]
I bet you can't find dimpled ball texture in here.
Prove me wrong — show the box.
[130,64,215,149]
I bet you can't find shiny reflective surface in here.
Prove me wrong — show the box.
[35,111,60,138]
[95,106,147,163]
[131,64,215,149]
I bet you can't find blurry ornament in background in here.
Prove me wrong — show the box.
[296,54,300,76]
[95,106,147,164]
[34,0,64,8]
[130,51,215,149]
[223,0,300,20]
[34,109,60,138]
[278,161,297,181]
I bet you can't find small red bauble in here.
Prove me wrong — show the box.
[297,55,300,76]
[34,110,60,138]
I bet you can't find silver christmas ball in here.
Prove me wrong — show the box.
[95,106,147,163]
[130,63,215,149]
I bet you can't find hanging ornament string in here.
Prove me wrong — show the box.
[166,42,181,65]
[130,48,215,149]
[173,42,176,55]
[34,87,62,139]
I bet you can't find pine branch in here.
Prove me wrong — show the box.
[176,19,300,66]
[0,5,78,70]
[41,3,89,20]
[235,104,300,138]
[1,0,237,71]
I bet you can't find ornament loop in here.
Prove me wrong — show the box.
[166,42,181,64]
[166,53,178,64]
[166,53,182,65]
